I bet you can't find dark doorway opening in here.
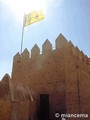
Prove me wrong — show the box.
[39,94,50,120]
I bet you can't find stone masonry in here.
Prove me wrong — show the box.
[0,33,90,120]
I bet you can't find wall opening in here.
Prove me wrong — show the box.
[39,94,50,120]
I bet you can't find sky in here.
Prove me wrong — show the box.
[0,0,90,80]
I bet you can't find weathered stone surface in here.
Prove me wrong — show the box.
[0,74,11,99]
[0,34,90,120]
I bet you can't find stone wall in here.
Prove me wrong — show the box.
[11,33,90,119]
[0,33,90,120]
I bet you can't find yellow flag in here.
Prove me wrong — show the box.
[24,10,44,27]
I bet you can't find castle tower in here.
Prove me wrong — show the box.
[0,34,90,120]
[11,34,90,120]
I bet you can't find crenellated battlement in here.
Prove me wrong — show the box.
[42,39,52,54]
[13,52,21,63]
[13,33,90,66]
[55,33,68,49]
[1,33,90,120]
[21,48,30,60]
[31,44,40,58]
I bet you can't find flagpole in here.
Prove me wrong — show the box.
[20,13,25,54]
